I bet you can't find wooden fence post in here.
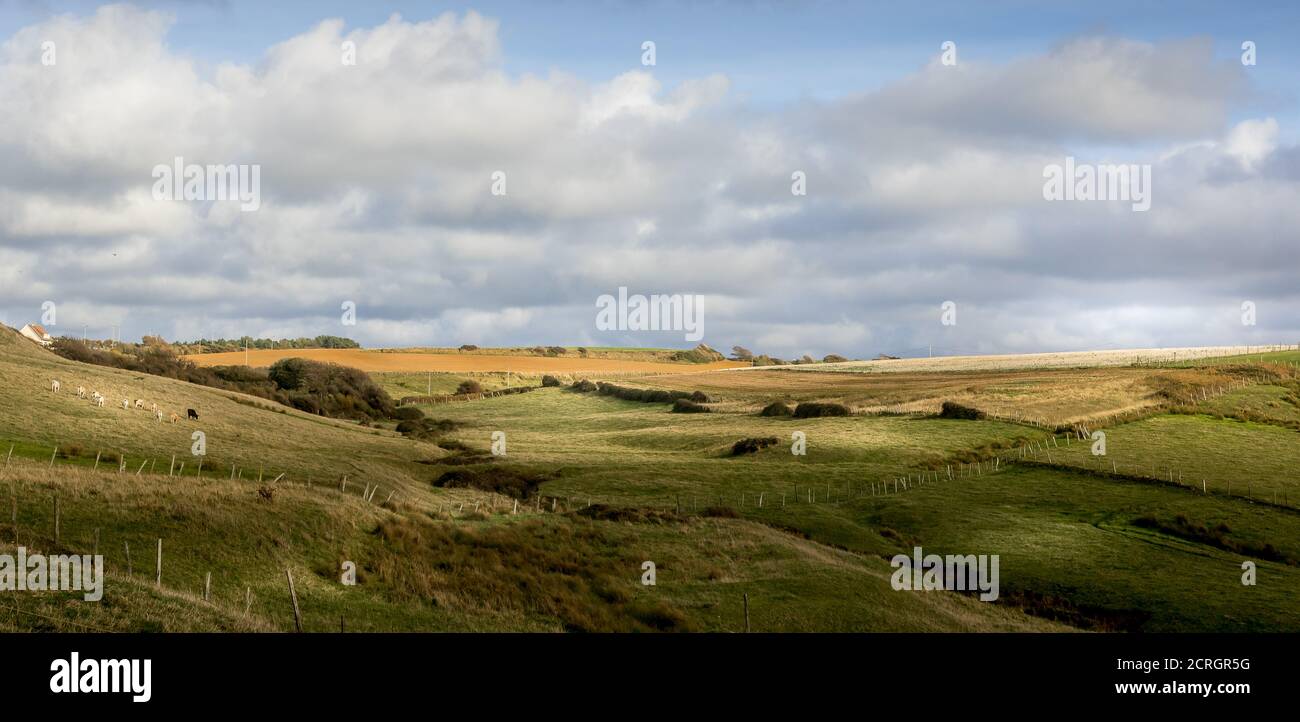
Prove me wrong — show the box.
[743,593,751,633]
[156,539,162,588]
[286,569,303,632]
[205,572,211,602]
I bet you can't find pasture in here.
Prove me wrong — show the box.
[5,324,1299,632]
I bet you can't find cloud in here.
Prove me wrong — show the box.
[0,6,1296,358]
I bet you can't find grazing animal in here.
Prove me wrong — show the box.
[50,379,60,393]
[122,399,130,410]
[169,413,179,423]
[135,399,145,409]
[95,396,105,408]
[150,402,158,414]
[187,408,199,421]
[155,410,164,422]
[76,386,86,398]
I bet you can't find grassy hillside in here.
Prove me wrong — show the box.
[1,325,1059,632]
[410,378,1300,632]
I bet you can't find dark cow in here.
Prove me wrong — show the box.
[187,408,199,420]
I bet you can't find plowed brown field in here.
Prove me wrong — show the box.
[182,348,748,374]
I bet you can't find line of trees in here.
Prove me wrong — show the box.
[171,335,360,354]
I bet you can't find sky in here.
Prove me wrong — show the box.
[1,1,1297,357]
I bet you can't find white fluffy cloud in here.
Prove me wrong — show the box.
[1,5,1296,357]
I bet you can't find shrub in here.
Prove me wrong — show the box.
[395,420,422,434]
[938,401,985,420]
[571,379,598,392]
[546,346,567,356]
[393,406,425,421]
[458,344,479,352]
[671,344,725,363]
[433,467,554,499]
[541,375,562,387]
[731,437,778,455]
[792,402,850,418]
[731,346,754,361]
[700,506,739,518]
[671,399,710,413]
[760,401,793,417]
[456,379,483,395]
[689,390,711,403]
[822,354,849,363]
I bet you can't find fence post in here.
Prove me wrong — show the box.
[743,593,751,633]
[156,539,162,588]
[286,569,303,632]
[124,541,132,577]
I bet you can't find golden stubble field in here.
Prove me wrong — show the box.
[183,348,748,374]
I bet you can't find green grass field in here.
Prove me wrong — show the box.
[3,324,1298,632]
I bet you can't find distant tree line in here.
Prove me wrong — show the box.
[730,345,850,365]
[171,335,361,354]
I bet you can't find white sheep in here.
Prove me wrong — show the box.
[135,399,145,409]
[121,399,130,410]
[150,402,158,414]
[94,395,105,408]
[155,409,164,422]
[50,379,60,393]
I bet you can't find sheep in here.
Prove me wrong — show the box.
[94,395,105,408]
[150,402,158,414]
[155,409,164,422]
[121,399,130,410]
[169,413,179,423]
[135,399,145,409]
[76,386,86,398]
[50,379,60,393]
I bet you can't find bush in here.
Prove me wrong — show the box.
[458,344,479,352]
[395,420,422,434]
[700,506,739,518]
[571,379,598,392]
[671,399,710,413]
[689,390,711,403]
[671,344,725,363]
[822,354,849,363]
[792,402,850,418]
[731,437,778,455]
[456,379,483,395]
[939,401,985,420]
[393,406,425,421]
[541,375,562,387]
[433,467,555,499]
[760,401,794,417]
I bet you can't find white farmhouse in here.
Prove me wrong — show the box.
[19,323,53,346]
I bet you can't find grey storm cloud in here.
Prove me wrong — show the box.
[1,4,1297,358]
